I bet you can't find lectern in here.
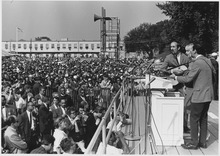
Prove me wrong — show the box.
[145,75,184,146]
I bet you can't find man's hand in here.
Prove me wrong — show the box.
[172,68,184,76]
[169,74,176,79]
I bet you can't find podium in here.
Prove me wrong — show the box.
[145,75,184,146]
[151,91,184,146]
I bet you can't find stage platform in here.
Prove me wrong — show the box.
[123,98,218,155]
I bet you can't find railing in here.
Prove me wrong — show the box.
[85,79,126,154]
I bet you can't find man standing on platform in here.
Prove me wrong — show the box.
[161,41,190,133]
[170,43,214,149]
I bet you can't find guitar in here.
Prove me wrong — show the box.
[167,65,188,72]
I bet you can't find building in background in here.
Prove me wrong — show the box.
[2,39,125,59]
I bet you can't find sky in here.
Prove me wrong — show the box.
[2,0,170,41]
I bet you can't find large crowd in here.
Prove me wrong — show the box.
[1,46,219,153]
[1,55,147,154]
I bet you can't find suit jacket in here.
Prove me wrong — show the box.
[50,104,63,122]
[162,52,190,70]
[177,55,214,103]
[18,111,32,143]
[39,103,53,134]
[4,126,27,153]
[32,83,41,96]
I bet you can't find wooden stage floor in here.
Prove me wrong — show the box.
[159,100,219,155]
[123,98,218,155]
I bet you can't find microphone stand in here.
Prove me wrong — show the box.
[124,63,142,142]
[144,71,158,154]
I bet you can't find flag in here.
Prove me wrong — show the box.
[17,27,23,32]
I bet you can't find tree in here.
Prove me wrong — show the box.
[124,23,151,53]
[157,2,219,54]
[124,21,171,58]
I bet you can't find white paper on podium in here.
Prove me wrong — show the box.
[134,74,173,89]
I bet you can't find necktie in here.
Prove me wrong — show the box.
[111,112,114,119]
[174,55,179,65]
[30,112,32,127]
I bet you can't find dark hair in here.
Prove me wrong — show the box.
[94,106,105,113]
[54,116,67,128]
[7,115,17,125]
[2,95,6,100]
[53,96,60,101]
[67,107,77,116]
[60,138,76,152]
[39,86,45,91]
[187,43,203,55]
[29,97,35,102]
[42,134,55,145]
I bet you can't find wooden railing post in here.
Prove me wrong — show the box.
[102,120,106,154]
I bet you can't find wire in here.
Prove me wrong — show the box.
[149,102,165,154]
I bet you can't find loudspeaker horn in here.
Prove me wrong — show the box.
[94,14,102,22]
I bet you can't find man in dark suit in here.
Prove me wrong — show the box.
[171,43,214,149]
[50,96,62,122]
[39,98,53,138]
[161,41,190,132]
[17,101,38,153]
[32,77,42,96]
[35,87,48,103]
[57,98,68,117]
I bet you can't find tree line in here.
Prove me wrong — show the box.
[124,2,219,58]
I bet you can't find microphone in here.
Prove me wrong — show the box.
[146,77,156,86]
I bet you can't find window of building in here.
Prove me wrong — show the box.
[97,44,100,49]
[46,44,49,49]
[80,44,83,50]
[40,44,43,50]
[68,44,71,50]
[35,44,38,50]
[12,44,16,50]
[57,44,60,50]
[18,44,21,49]
[29,43,32,49]
[62,44,66,49]
[51,44,55,49]
[91,44,94,50]
[85,44,89,49]
[5,44,8,49]
[74,43,77,49]
[113,43,117,48]
[24,44,27,49]
[108,43,111,50]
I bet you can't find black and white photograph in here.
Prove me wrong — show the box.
[1,0,219,155]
